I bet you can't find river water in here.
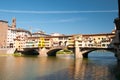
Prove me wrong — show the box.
[0,51,120,80]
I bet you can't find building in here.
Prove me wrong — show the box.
[0,20,8,48]
[14,28,31,50]
[7,28,17,48]
[25,31,50,48]
[5,18,31,50]
[0,18,32,52]
[32,31,49,37]
[73,33,115,48]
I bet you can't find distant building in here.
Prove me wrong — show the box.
[112,29,116,34]
[11,18,16,29]
[0,18,31,51]
[50,33,64,36]
[0,20,8,48]
[32,31,49,37]
[7,28,17,48]
[13,28,31,50]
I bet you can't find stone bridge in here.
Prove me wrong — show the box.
[19,32,120,60]
[22,46,66,56]
[21,46,117,59]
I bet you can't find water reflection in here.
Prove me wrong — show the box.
[0,54,119,80]
[114,61,120,80]
[74,58,116,80]
[74,59,85,80]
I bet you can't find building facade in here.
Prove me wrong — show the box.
[0,20,8,48]
[73,33,115,48]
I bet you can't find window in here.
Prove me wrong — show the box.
[76,37,79,39]
[102,44,105,47]
[78,41,82,43]
[59,37,63,40]
[89,41,92,43]
[79,44,82,46]
[64,38,68,40]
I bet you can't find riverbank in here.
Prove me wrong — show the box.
[0,53,22,57]
[0,54,13,57]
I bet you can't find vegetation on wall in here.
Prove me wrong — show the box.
[56,48,73,54]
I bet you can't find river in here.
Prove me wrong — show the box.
[0,51,120,80]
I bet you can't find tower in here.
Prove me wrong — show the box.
[12,18,16,28]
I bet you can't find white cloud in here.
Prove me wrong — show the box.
[18,18,84,24]
[0,9,118,14]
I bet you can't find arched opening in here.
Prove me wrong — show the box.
[59,41,62,46]
[10,43,13,48]
[64,41,67,46]
[87,50,116,60]
[22,48,39,55]
[47,49,62,56]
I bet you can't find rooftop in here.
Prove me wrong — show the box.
[0,20,8,23]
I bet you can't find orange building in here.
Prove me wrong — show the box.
[0,20,8,48]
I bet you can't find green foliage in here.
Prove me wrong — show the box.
[13,53,22,56]
[57,49,73,54]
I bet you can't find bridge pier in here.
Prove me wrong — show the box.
[39,47,48,56]
[75,47,83,59]
[83,53,88,58]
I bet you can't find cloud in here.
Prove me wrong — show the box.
[18,18,84,24]
[0,9,118,14]
[49,18,85,23]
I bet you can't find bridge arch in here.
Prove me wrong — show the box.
[47,48,62,56]
[81,48,117,58]
[46,47,73,56]
[46,46,67,56]
[21,48,39,55]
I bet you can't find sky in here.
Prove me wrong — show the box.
[0,0,118,35]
